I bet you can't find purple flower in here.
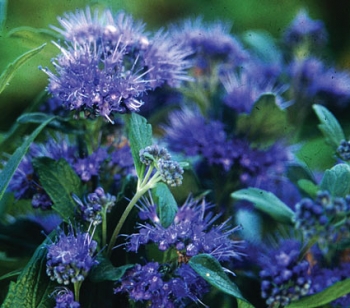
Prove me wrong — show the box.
[114,262,209,307]
[53,288,80,308]
[46,226,98,285]
[289,57,350,107]
[170,18,248,72]
[41,8,191,122]
[25,212,62,234]
[258,239,311,307]
[73,187,116,225]
[127,197,242,261]
[283,9,327,49]
[337,140,350,161]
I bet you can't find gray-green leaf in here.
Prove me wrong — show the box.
[152,182,178,228]
[312,104,345,150]
[189,254,252,306]
[125,113,153,179]
[320,163,350,197]
[231,187,295,224]
[89,258,134,282]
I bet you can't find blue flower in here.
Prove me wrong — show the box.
[53,288,80,308]
[127,197,242,261]
[46,226,98,285]
[258,239,311,307]
[337,140,350,161]
[114,262,209,308]
[41,8,191,123]
[170,18,248,72]
[283,9,327,49]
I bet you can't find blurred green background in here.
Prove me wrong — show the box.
[0,0,350,132]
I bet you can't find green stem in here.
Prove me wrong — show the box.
[74,281,82,303]
[107,171,162,257]
[101,208,108,251]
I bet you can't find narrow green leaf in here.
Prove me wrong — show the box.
[125,113,153,178]
[236,94,291,146]
[2,236,56,308]
[89,258,134,282]
[0,43,46,95]
[231,188,295,224]
[287,278,350,308]
[0,117,55,202]
[312,104,345,149]
[319,163,350,197]
[0,0,7,32]
[152,182,178,228]
[189,254,251,305]
[33,157,82,221]
[297,179,319,197]
[17,112,57,124]
[7,26,60,47]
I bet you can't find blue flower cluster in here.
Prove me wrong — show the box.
[53,288,80,308]
[258,240,311,307]
[41,7,191,123]
[114,197,242,306]
[46,226,98,285]
[294,190,350,245]
[337,140,350,161]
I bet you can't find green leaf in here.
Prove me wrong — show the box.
[297,179,319,197]
[33,157,83,221]
[231,188,295,224]
[152,182,178,228]
[319,163,350,197]
[2,236,56,308]
[0,43,46,95]
[287,278,350,308]
[242,30,281,63]
[7,26,60,48]
[236,94,291,147]
[125,113,153,178]
[17,112,57,124]
[0,117,55,202]
[312,104,345,149]
[89,258,134,282]
[0,0,6,32]
[189,254,252,306]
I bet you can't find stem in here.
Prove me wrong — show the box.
[74,281,82,303]
[101,208,108,251]
[107,171,162,257]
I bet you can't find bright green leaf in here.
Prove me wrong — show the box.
[312,104,345,150]
[33,157,83,221]
[189,254,251,305]
[297,179,319,197]
[17,112,56,124]
[287,278,350,308]
[231,187,295,224]
[1,236,56,308]
[0,43,46,95]
[236,94,291,147]
[152,182,178,228]
[320,163,350,197]
[89,258,134,282]
[0,117,55,202]
[125,113,153,178]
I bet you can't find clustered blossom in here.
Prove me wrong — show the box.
[258,240,311,307]
[294,190,350,246]
[127,197,242,261]
[53,288,80,308]
[73,187,116,225]
[337,140,350,161]
[46,227,98,285]
[115,197,241,307]
[170,18,248,73]
[283,9,327,49]
[139,145,184,186]
[114,262,209,308]
[41,7,192,123]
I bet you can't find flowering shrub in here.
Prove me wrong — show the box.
[1,6,350,308]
